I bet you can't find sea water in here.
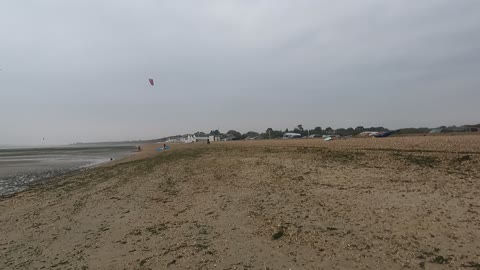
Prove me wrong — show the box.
[0,145,136,196]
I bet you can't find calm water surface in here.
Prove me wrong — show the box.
[0,146,136,196]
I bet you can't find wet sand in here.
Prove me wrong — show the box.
[0,146,136,196]
[0,136,479,269]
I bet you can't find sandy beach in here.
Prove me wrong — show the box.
[1,135,479,269]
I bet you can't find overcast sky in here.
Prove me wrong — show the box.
[1,1,479,145]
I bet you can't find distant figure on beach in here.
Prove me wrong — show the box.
[163,144,166,149]
[207,139,210,144]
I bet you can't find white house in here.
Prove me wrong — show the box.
[185,135,197,143]
[283,133,302,139]
[196,136,209,142]
[184,134,221,143]
[209,135,221,142]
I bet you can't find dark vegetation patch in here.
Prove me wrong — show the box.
[293,147,366,163]
[131,147,210,175]
[138,256,152,267]
[24,147,212,197]
[393,153,440,168]
[447,154,475,174]
[361,148,480,155]
[129,229,142,236]
[451,155,472,165]
[431,255,449,264]
[272,225,287,240]
[322,150,366,162]
[272,230,284,240]
[194,223,210,235]
[294,147,327,155]
[263,147,282,154]
[146,223,167,235]
[461,261,480,269]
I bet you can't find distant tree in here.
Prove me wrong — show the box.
[265,128,274,139]
[325,127,334,133]
[293,124,307,136]
[346,127,355,135]
[210,129,221,136]
[285,128,289,133]
[366,127,386,132]
[336,128,347,136]
[272,130,284,138]
[194,131,207,137]
[396,128,430,134]
[263,129,284,139]
[226,130,241,138]
[355,126,364,133]
[312,127,323,134]
[242,131,260,139]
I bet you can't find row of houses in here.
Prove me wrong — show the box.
[430,127,479,133]
[163,126,480,143]
[165,135,222,143]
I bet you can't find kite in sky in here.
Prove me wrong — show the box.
[148,78,154,86]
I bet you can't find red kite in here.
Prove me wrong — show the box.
[148,78,154,86]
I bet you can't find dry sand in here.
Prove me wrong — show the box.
[1,135,480,269]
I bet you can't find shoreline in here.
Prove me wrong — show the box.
[0,145,141,198]
[0,143,167,199]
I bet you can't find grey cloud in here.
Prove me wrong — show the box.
[1,0,479,145]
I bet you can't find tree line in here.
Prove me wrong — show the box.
[193,125,390,140]
[81,123,480,144]
[167,123,479,142]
